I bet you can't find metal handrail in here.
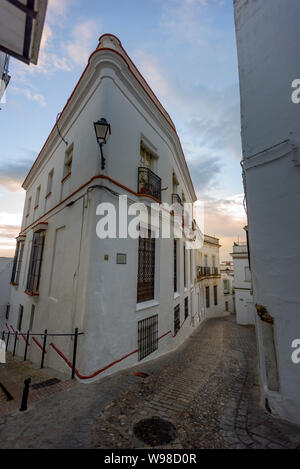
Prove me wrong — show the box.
[2,328,84,380]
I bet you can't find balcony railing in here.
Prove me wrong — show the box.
[197,266,219,278]
[138,167,162,201]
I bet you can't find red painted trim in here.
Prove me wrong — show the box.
[19,174,166,236]
[32,337,47,353]
[10,282,19,287]
[22,35,196,200]
[61,173,71,184]
[24,290,39,297]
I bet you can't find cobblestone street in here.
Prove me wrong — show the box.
[1,316,300,449]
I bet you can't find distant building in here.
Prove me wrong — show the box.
[234,0,300,424]
[196,235,228,319]
[220,261,234,314]
[231,241,254,325]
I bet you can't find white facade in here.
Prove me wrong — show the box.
[231,242,254,325]
[196,235,229,320]
[235,0,300,424]
[6,34,219,381]
[220,261,234,314]
[0,258,13,332]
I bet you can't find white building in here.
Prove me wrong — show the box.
[234,0,300,424]
[220,261,234,314]
[0,258,13,333]
[5,34,216,381]
[196,235,228,320]
[231,241,254,325]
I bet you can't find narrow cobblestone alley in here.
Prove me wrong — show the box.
[1,316,300,449]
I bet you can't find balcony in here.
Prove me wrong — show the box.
[138,167,162,201]
[197,266,219,279]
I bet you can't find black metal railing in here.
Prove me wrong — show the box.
[1,328,84,380]
[197,266,219,278]
[138,167,162,201]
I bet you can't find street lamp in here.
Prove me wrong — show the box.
[94,118,111,169]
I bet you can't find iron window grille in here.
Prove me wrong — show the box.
[15,242,25,284]
[174,304,180,336]
[174,239,177,292]
[183,244,187,288]
[138,167,162,201]
[184,297,189,319]
[138,315,158,361]
[137,230,155,303]
[26,232,45,294]
[206,286,210,308]
[214,285,218,306]
[11,240,20,283]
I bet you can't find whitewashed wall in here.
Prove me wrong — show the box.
[7,35,205,380]
[235,0,300,424]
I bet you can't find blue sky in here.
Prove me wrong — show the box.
[0,0,247,259]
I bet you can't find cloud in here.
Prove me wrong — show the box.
[0,159,33,192]
[0,213,22,256]
[187,156,222,195]
[10,86,46,107]
[64,20,99,67]
[203,194,247,259]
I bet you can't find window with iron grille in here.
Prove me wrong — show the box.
[214,285,218,306]
[174,239,177,292]
[138,315,158,361]
[17,305,24,331]
[26,232,45,295]
[5,304,10,320]
[183,244,187,288]
[11,241,20,283]
[184,297,189,319]
[174,304,180,336]
[206,286,210,308]
[137,230,155,303]
[11,241,25,285]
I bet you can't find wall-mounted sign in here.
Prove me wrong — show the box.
[117,253,127,265]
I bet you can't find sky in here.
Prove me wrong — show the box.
[0,0,247,260]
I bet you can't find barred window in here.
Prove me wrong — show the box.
[214,285,218,306]
[174,239,177,292]
[174,304,180,336]
[15,242,25,284]
[5,304,10,320]
[137,230,155,303]
[206,286,210,308]
[17,305,24,332]
[184,297,189,319]
[183,244,187,288]
[138,315,158,361]
[11,241,25,285]
[26,232,45,294]
[11,241,20,284]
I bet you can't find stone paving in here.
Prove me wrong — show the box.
[0,315,300,449]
